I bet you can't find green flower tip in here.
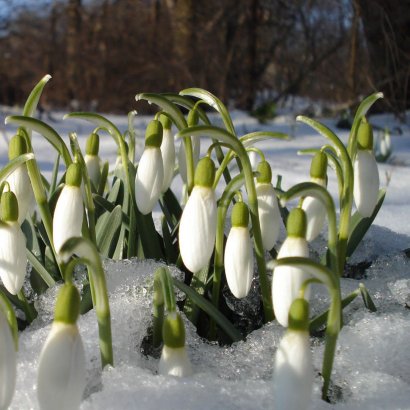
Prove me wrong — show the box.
[54,283,81,324]
[194,157,215,188]
[288,298,309,331]
[85,133,100,156]
[256,161,272,184]
[286,207,307,238]
[310,151,328,179]
[65,163,82,187]
[145,120,163,148]
[187,109,199,127]
[159,114,172,130]
[231,201,249,227]
[162,312,185,348]
[357,118,373,150]
[1,191,19,222]
[8,134,28,160]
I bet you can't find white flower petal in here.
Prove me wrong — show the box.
[272,237,309,327]
[273,330,313,410]
[354,150,380,217]
[84,154,101,188]
[53,186,84,254]
[37,323,86,410]
[160,128,176,192]
[0,222,27,295]
[0,311,16,410]
[178,136,200,184]
[179,186,217,272]
[159,345,193,377]
[302,196,326,241]
[256,183,281,250]
[224,227,253,298]
[6,166,35,224]
[135,147,164,215]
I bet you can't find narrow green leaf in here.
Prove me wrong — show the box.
[23,74,52,117]
[161,216,178,264]
[93,194,130,228]
[346,189,386,258]
[48,154,60,197]
[359,283,377,312]
[26,249,56,288]
[173,278,243,342]
[241,131,288,146]
[96,205,122,257]
[98,161,109,196]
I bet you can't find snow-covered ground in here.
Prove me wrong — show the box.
[1,104,410,409]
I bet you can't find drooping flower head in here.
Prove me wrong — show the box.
[178,109,200,184]
[224,201,254,299]
[6,134,35,224]
[159,114,175,193]
[53,162,84,255]
[273,298,313,410]
[272,208,310,327]
[135,119,164,214]
[0,303,17,410]
[0,191,27,295]
[37,283,86,410]
[353,118,380,217]
[302,151,328,241]
[255,160,281,250]
[179,156,217,273]
[84,132,101,189]
[159,311,193,377]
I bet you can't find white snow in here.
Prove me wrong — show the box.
[1,104,410,409]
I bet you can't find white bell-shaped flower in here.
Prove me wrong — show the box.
[84,132,101,189]
[224,202,253,298]
[0,308,17,410]
[135,120,164,214]
[255,161,281,250]
[0,191,27,295]
[37,283,86,410]
[53,163,84,255]
[159,312,193,377]
[273,299,313,410]
[6,134,34,224]
[302,152,328,242]
[159,114,176,193]
[353,119,380,217]
[179,157,217,273]
[178,109,200,184]
[272,208,310,327]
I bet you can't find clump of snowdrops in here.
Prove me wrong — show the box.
[0,75,385,409]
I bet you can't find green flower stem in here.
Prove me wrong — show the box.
[60,237,113,368]
[0,291,19,349]
[177,125,273,322]
[299,277,321,299]
[127,110,137,163]
[280,182,339,276]
[17,289,36,323]
[181,136,195,193]
[213,150,236,189]
[153,269,165,348]
[210,173,247,339]
[246,147,266,162]
[268,257,341,400]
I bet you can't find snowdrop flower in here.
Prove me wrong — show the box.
[273,298,313,410]
[179,157,217,273]
[224,201,253,298]
[272,208,310,327]
[135,120,164,214]
[159,311,193,377]
[0,306,17,410]
[53,163,84,255]
[84,132,101,189]
[353,118,380,217]
[0,191,27,295]
[178,109,200,184]
[37,283,86,410]
[6,134,34,224]
[302,151,328,241]
[159,114,176,193]
[255,161,281,250]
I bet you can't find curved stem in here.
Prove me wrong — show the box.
[0,291,19,350]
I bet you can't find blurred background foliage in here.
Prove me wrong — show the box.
[0,0,408,115]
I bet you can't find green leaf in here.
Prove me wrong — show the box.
[161,216,178,264]
[26,249,56,288]
[96,205,123,258]
[359,283,377,312]
[346,189,386,258]
[0,153,35,182]
[93,194,130,228]
[5,116,72,166]
[23,74,52,117]
[173,278,243,342]
[48,154,60,197]
[240,131,289,146]
[98,161,109,196]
